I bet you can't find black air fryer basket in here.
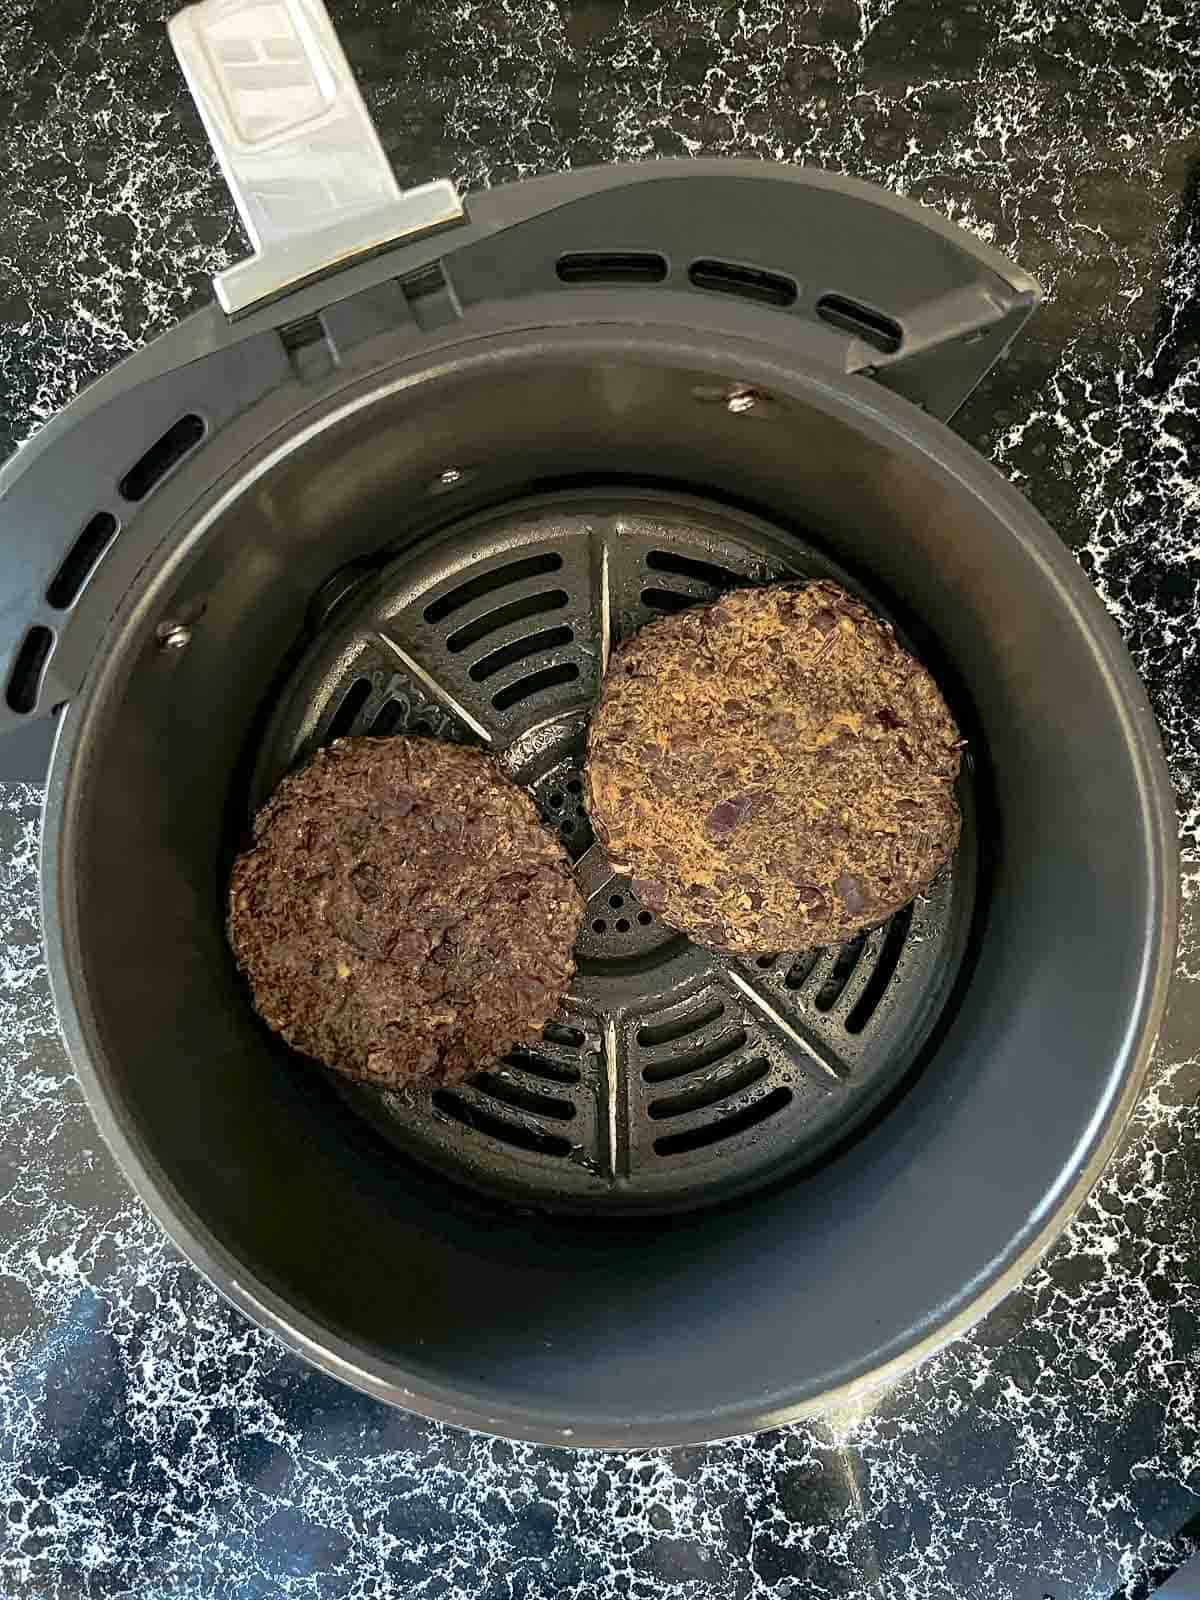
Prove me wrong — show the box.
[0,0,1177,1445]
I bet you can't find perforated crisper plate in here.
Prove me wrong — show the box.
[249,490,976,1215]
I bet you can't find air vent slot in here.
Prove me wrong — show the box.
[368,699,405,737]
[654,1087,792,1156]
[557,251,667,284]
[542,1022,585,1050]
[649,1057,770,1119]
[326,677,371,742]
[815,933,868,1012]
[425,554,563,625]
[473,1073,577,1121]
[446,590,569,653]
[119,413,205,502]
[816,294,903,355]
[784,950,822,990]
[642,1029,748,1084]
[847,905,913,1033]
[637,999,724,1048]
[433,1090,572,1156]
[506,1048,582,1086]
[646,549,747,589]
[688,258,797,307]
[5,626,53,715]
[469,626,574,682]
[491,661,579,712]
[641,587,696,614]
[46,512,119,610]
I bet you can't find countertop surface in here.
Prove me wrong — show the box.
[1,1,1198,1596]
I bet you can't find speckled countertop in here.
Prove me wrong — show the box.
[1,1,1198,1596]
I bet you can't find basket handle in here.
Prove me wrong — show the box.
[168,0,465,315]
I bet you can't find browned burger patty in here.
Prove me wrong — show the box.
[586,581,962,954]
[228,737,584,1088]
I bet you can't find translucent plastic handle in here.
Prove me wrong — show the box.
[168,0,464,314]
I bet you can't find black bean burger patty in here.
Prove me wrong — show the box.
[586,581,961,954]
[228,736,584,1088]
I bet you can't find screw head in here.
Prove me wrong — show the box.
[725,387,759,415]
[438,467,463,486]
[159,623,192,651]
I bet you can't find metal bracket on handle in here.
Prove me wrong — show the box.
[168,0,465,316]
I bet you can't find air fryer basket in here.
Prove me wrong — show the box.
[0,0,1172,1452]
[38,327,1176,1445]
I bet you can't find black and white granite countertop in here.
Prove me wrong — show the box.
[1,1,1198,1595]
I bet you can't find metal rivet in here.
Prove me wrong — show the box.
[725,387,759,414]
[438,467,463,486]
[159,623,192,651]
